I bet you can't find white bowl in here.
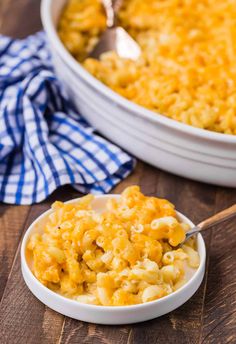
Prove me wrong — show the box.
[21,195,206,325]
[41,0,236,188]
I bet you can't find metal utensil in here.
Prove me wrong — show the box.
[181,204,236,246]
[88,0,141,60]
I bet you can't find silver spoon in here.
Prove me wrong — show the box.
[88,0,141,60]
[180,204,236,246]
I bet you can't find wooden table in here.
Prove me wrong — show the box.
[0,1,236,343]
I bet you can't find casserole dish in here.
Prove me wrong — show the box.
[41,0,236,187]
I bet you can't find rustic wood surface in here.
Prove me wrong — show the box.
[0,1,236,343]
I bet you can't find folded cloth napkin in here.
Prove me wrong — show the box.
[0,32,135,205]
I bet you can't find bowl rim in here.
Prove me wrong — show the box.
[41,0,236,144]
[21,194,206,312]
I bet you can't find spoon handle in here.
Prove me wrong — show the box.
[197,204,236,231]
[102,0,122,27]
[183,204,236,242]
[111,0,123,12]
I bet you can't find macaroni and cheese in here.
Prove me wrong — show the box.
[58,0,236,135]
[27,186,200,306]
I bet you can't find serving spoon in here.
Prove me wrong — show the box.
[180,204,236,246]
[88,0,141,60]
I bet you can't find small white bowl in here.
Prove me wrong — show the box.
[21,195,206,325]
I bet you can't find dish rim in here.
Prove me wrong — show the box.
[21,194,206,312]
[41,0,236,144]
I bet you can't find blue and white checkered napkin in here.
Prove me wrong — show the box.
[0,32,135,205]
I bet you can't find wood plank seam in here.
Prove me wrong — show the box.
[0,206,33,307]
[198,190,219,344]
[198,227,213,344]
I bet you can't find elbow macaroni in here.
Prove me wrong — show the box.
[27,186,200,306]
[58,0,236,135]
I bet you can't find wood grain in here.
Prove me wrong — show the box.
[200,189,236,344]
[0,0,236,343]
[0,0,42,37]
[0,205,29,301]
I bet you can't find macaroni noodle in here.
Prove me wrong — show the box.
[27,186,200,306]
[58,0,236,135]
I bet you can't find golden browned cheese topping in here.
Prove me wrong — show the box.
[58,0,236,135]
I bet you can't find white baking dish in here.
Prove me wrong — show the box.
[41,0,236,187]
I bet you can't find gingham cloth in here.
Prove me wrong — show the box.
[0,32,135,205]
